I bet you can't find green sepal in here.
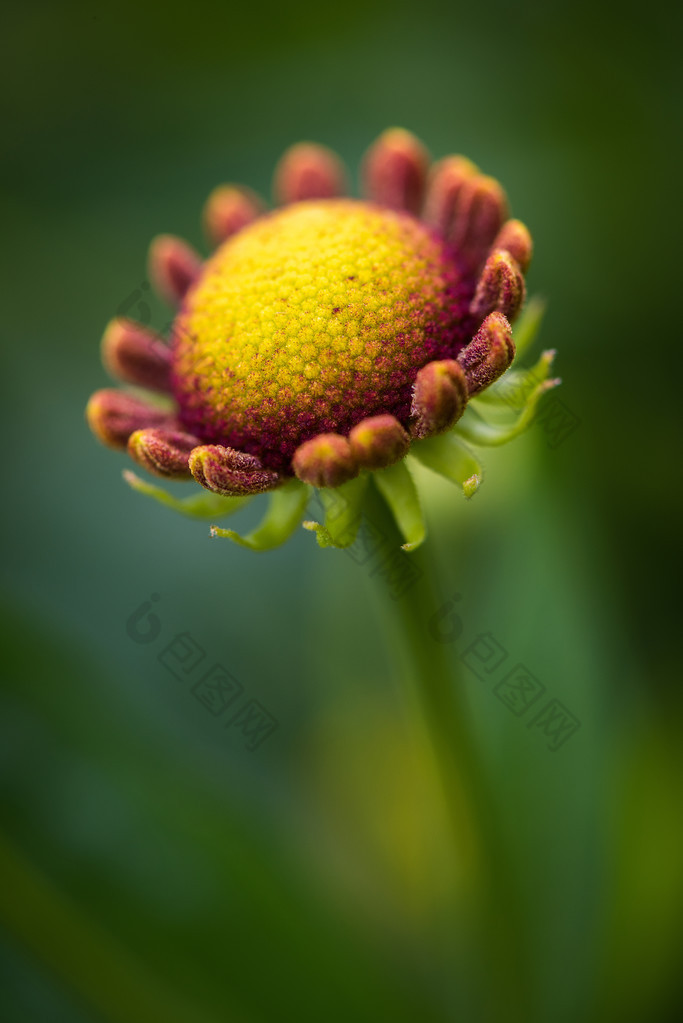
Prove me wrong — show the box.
[210,478,310,550]
[373,461,426,551]
[474,346,555,409]
[302,475,368,549]
[123,470,251,520]
[409,435,483,498]
[455,356,560,447]
[511,294,546,358]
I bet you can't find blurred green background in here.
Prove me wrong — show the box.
[1,1,681,1020]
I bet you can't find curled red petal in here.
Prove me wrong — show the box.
[148,235,202,306]
[362,128,429,214]
[492,219,533,273]
[203,185,266,246]
[274,143,347,205]
[101,318,171,392]
[410,360,468,439]
[452,176,508,272]
[86,389,174,450]
[469,250,526,322]
[423,155,478,237]
[348,415,410,470]
[127,428,198,479]
[292,434,358,488]
[189,445,282,496]
[457,312,515,396]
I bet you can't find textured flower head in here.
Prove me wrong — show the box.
[87,129,557,550]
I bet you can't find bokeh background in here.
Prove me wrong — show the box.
[1,1,681,1020]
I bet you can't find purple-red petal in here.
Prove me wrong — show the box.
[469,250,526,322]
[453,176,508,271]
[203,186,266,246]
[348,415,410,470]
[457,312,515,396]
[423,155,478,237]
[292,434,359,488]
[410,360,468,438]
[189,445,282,496]
[101,318,171,392]
[362,129,429,214]
[493,219,533,273]
[127,427,198,479]
[86,389,174,450]
[148,235,202,306]
[274,143,347,205]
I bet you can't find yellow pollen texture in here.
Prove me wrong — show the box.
[172,198,466,470]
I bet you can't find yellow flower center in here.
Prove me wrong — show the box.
[172,198,471,470]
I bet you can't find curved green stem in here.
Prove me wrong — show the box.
[365,483,532,1021]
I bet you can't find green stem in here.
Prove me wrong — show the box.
[365,483,532,1021]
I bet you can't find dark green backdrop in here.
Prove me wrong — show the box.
[1,2,681,1021]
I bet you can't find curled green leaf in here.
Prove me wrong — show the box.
[123,470,251,520]
[455,369,560,447]
[211,479,310,550]
[373,461,426,551]
[510,294,547,358]
[474,346,556,410]
[303,475,368,549]
[409,435,483,498]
